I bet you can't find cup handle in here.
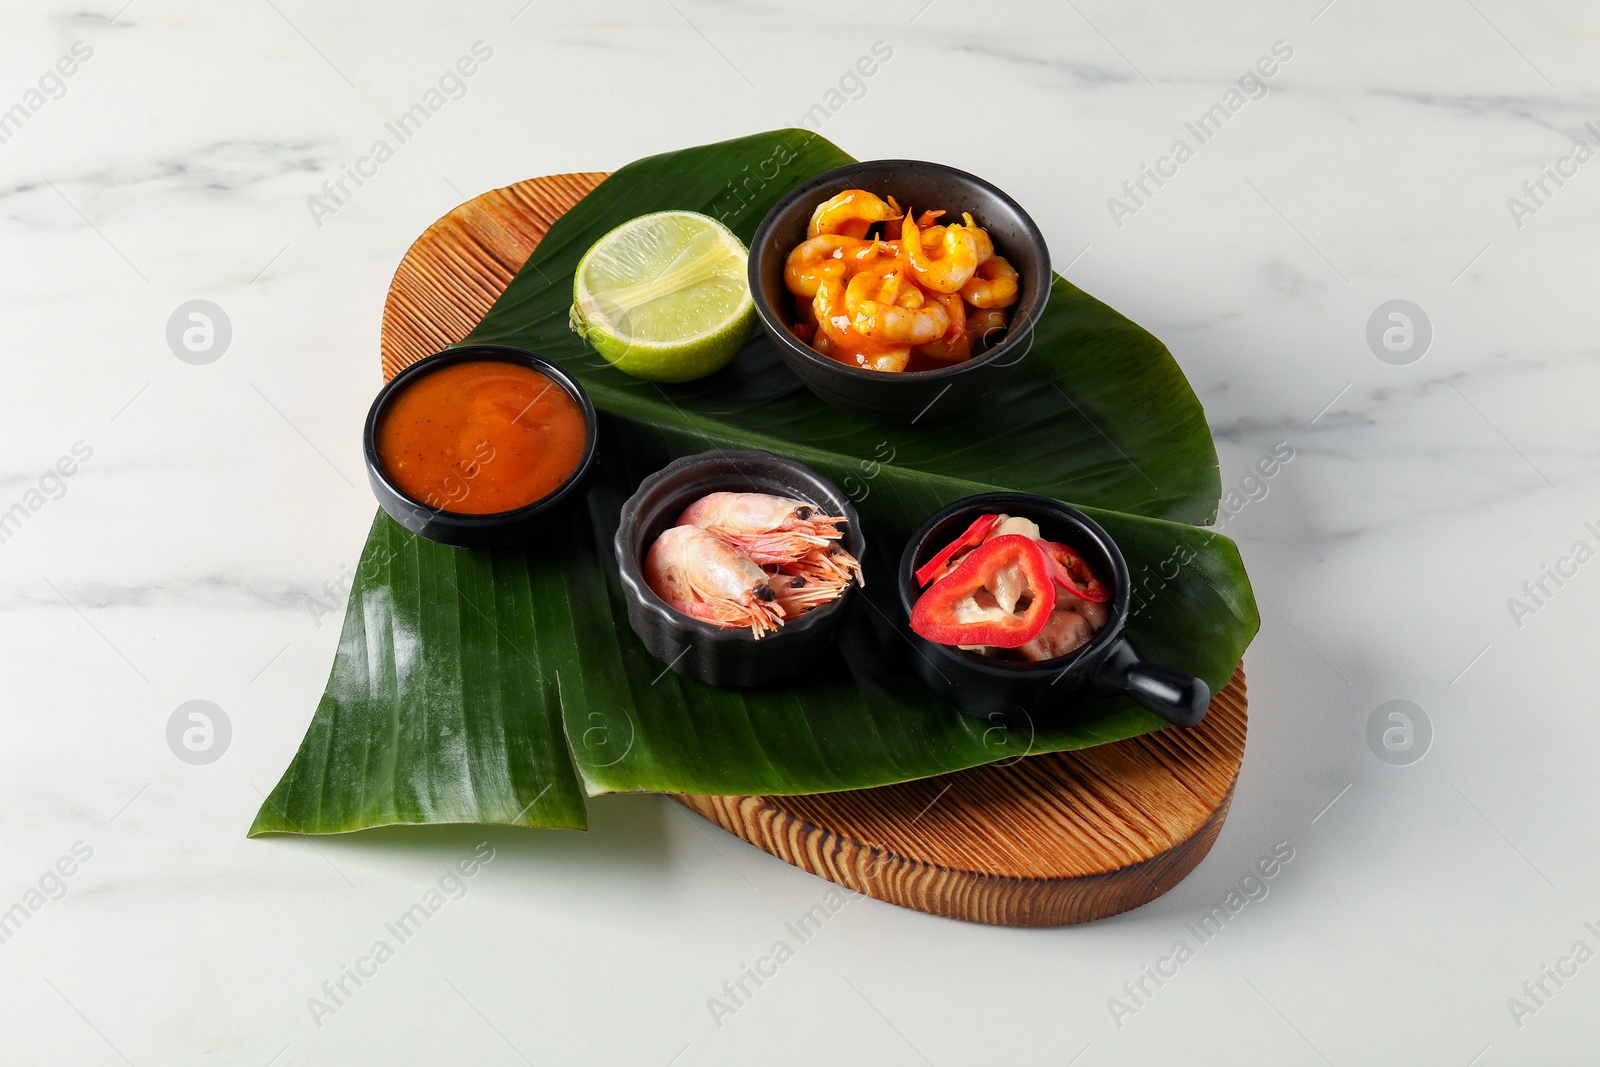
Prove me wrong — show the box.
[1091,639,1211,728]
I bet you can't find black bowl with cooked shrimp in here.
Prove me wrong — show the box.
[614,449,866,688]
[749,159,1051,424]
[896,493,1212,728]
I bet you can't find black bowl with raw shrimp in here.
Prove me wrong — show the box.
[614,449,866,688]
[897,493,1211,727]
[749,159,1051,424]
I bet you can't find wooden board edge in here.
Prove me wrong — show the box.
[378,172,610,381]
[674,779,1236,927]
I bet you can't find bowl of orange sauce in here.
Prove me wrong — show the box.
[363,345,597,547]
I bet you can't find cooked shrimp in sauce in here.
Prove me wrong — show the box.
[782,189,1022,373]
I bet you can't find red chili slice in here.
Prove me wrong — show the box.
[910,535,1057,648]
[1039,540,1109,603]
[914,513,1001,587]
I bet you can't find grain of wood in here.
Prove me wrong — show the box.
[379,172,1249,926]
[380,173,608,380]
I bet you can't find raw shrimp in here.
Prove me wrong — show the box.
[901,210,979,294]
[807,190,903,239]
[644,525,785,637]
[814,273,911,372]
[791,542,863,585]
[677,491,845,566]
[675,492,863,619]
[774,573,841,617]
[778,541,863,599]
[959,255,1020,309]
[773,544,864,617]
[784,234,871,298]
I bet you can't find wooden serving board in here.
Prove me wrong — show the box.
[380,172,1248,927]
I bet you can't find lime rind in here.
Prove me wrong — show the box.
[570,210,755,382]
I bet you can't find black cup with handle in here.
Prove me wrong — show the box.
[897,493,1211,728]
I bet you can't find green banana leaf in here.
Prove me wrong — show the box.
[250,130,1257,836]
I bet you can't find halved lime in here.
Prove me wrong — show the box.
[570,210,756,382]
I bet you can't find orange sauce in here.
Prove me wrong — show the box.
[377,361,587,514]
[902,350,955,374]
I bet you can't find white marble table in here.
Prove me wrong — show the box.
[3,1,1597,1063]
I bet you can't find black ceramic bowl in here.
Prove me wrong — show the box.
[363,344,598,548]
[614,449,865,687]
[897,493,1210,727]
[749,159,1051,424]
